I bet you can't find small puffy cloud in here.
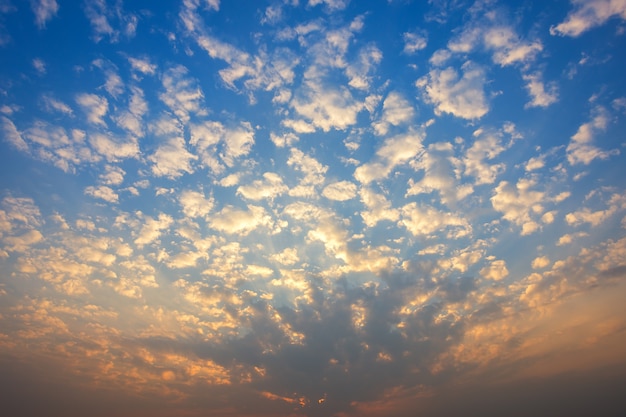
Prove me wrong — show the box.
[31,0,58,29]
[99,165,125,186]
[523,73,558,108]
[159,65,206,123]
[354,130,424,184]
[566,107,620,165]
[210,205,273,235]
[221,122,255,167]
[1,116,28,152]
[41,94,73,116]
[322,180,357,201]
[128,56,157,76]
[308,0,349,11]
[148,136,197,179]
[3,229,43,252]
[372,91,415,135]
[463,130,506,185]
[491,178,545,236]
[290,82,365,132]
[84,185,119,203]
[89,132,139,161]
[400,202,471,238]
[179,190,213,218]
[76,93,109,126]
[532,256,551,269]
[237,172,288,200]
[32,58,46,74]
[407,143,473,206]
[483,26,543,67]
[480,259,509,281]
[403,31,427,54]
[550,0,626,37]
[418,62,489,120]
[134,213,173,248]
[270,132,299,148]
[358,187,399,227]
[84,0,137,43]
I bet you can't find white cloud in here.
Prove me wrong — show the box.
[403,31,427,54]
[523,73,558,108]
[418,62,489,120]
[566,107,620,165]
[127,56,157,76]
[287,148,328,189]
[84,0,138,43]
[270,132,299,148]
[480,259,509,281]
[290,81,365,132]
[32,58,46,74]
[76,93,109,127]
[160,66,206,123]
[308,0,349,11]
[99,165,125,186]
[565,193,626,227]
[89,132,139,162]
[550,0,626,37]
[322,180,357,201]
[148,136,197,179]
[407,142,473,206]
[221,122,255,167]
[31,0,58,29]
[210,205,273,235]
[358,187,399,227]
[134,213,173,248]
[463,130,507,185]
[41,94,73,116]
[491,178,545,236]
[3,229,43,252]
[400,202,471,238]
[532,256,551,269]
[372,92,415,135]
[1,116,28,152]
[354,130,424,184]
[483,26,543,67]
[179,190,213,218]
[237,172,288,200]
[85,185,119,203]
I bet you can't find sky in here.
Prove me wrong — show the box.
[1,0,626,416]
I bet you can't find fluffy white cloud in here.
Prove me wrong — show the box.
[407,142,473,206]
[463,129,507,185]
[566,107,620,165]
[1,116,28,152]
[403,31,427,54]
[89,132,139,162]
[491,178,546,235]
[148,136,197,179]
[76,93,109,126]
[400,202,471,238]
[322,180,357,201]
[134,213,173,248]
[480,259,509,280]
[159,66,206,123]
[372,92,415,135]
[85,185,119,204]
[210,205,273,235]
[418,62,488,120]
[179,190,214,218]
[550,0,626,37]
[523,73,558,108]
[237,172,288,200]
[31,0,58,29]
[354,130,424,184]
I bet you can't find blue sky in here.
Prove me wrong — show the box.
[1,1,626,416]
